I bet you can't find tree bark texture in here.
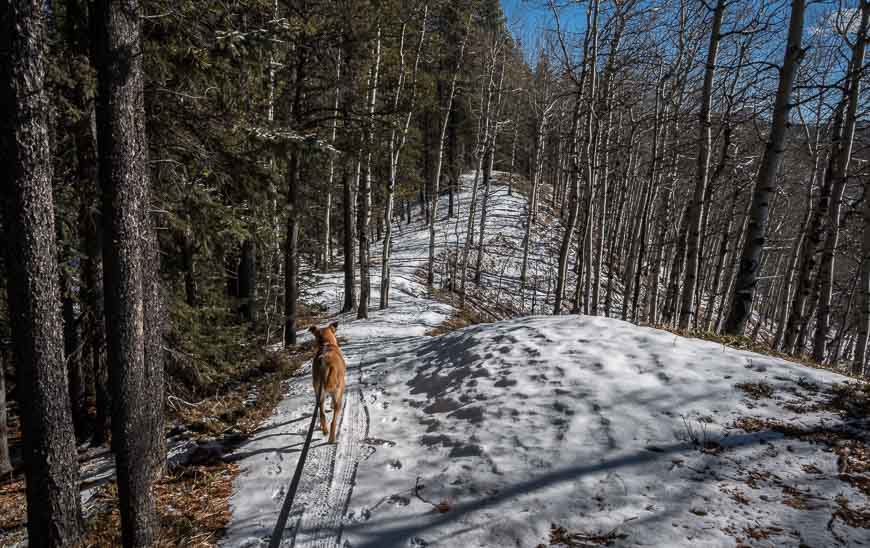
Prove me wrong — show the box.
[94,0,165,543]
[1,1,83,544]
[723,0,806,335]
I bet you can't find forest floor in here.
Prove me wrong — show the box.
[221,174,870,547]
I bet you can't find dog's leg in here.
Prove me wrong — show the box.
[318,389,329,435]
[329,392,342,443]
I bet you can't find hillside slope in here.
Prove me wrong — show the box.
[222,175,869,547]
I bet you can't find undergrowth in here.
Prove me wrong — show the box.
[425,288,486,336]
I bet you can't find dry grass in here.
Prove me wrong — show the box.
[80,462,238,547]
[0,475,26,541]
[425,288,486,337]
[170,348,309,440]
[79,346,311,546]
[537,523,628,547]
[735,381,775,400]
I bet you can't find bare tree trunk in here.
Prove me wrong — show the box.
[624,73,663,321]
[773,201,809,350]
[664,204,690,327]
[342,161,356,313]
[427,20,470,287]
[812,2,869,362]
[474,60,506,286]
[284,42,306,344]
[0,357,10,475]
[285,146,300,345]
[60,261,86,441]
[357,24,381,320]
[679,0,725,329]
[717,195,751,333]
[856,161,870,375]
[323,51,342,271]
[382,9,427,309]
[554,94,584,315]
[94,0,167,543]
[556,0,598,314]
[458,68,491,291]
[182,216,198,307]
[723,0,806,335]
[520,102,552,290]
[238,239,257,322]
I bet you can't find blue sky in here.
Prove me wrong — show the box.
[500,0,586,59]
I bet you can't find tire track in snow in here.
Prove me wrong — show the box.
[288,358,370,548]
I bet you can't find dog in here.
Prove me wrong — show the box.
[309,322,347,443]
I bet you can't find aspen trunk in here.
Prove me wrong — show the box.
[427,20,470,287]
[679,0,726,330]
[358,25,381,320]
[554,94,584,315]
[323,52,342,271]
[474,60,506,286]
[382,9,427,310]
[723,0,806,335]
[856,164,870,375]
[812,2,869,362]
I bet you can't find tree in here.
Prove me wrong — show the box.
[94,0,165,543]
[852,0,870,374]
[0,1,83,544]
[427,14,470,287]
[0,351,10,475]
[357,22,382,320]
[723,0,806,335]
[381,5,428,310]
[678,0,726,330]
[812,0,869,362]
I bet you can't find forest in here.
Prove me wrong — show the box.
[1,0,869,546]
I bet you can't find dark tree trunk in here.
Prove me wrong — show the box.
[0,2,83,544]
[0,357,10,475]
[238,238,257,322]
[182,220,198,307]
[284,42,306,346]
[143,222,165,478]
[81,187,109,446]
[61,267,87,441]
[474,147,494,286]
[342,162,356,312]
[284,147,300,346]
[94,0,164,543]
[74,78,110,447]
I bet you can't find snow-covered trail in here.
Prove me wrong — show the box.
[223,175,869,548]
[221,180,456,547]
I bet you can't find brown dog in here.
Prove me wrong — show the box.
[309,322,346,443]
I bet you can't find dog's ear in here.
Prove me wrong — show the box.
[308,325,319,335]
[329,321,339,333]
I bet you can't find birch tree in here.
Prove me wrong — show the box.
[723,0,806,335]
[427,16,470,287]
[678,0,726,330]
[381,6,428,310]
[811,1,869,361]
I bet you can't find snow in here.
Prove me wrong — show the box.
[222,174,869,547]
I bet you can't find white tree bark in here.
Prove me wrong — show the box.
[381,7,428,309]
